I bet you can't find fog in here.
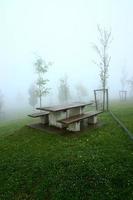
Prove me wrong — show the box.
[0,0,133,120]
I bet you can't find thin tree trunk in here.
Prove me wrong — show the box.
[103,45,106,111]
[107,89,109,111]
[103,89,105,111]
[40,96,42,108]
[94,90,98,110]
[39,72,42,108]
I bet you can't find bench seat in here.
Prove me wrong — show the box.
[58,111,102,124]
[58,111,103,131]
[28,111,49,125]
[28,111,49,118]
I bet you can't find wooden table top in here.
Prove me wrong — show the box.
[36,102,93,112]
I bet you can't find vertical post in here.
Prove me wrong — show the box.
[106,89,109,111]
[94,90,98,110]
[80,106,84,115]
[122,92,124,101]
[103,89,105,111]
[125,91,127,101]
[66,110,69,119]
[119,91,122,101]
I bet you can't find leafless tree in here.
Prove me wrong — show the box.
[58,75,71,104]
[119,68,128,101]
[93,25,112,111]
[120,67,127,91]
[34,56,51,107]
[76,83,88,100]
[28,84,38,109]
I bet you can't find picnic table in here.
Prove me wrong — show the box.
[28,102,102,132]
[36,102,93,130]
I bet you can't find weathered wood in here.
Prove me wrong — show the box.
[36,102,92,112]
[58,111,103,125]
[28,111,49,118]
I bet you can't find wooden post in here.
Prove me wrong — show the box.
[94,88,109,112]
[125,91,127,101]
[106,89,109,111]
[119,91,127,101]
[103,89,105,111]
[94,90,98,110]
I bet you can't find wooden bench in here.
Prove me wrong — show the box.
[58,111,103,131]
[28,111,49,124]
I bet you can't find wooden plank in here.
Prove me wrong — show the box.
[58,111,103,125]
[28,111,49,118]
[36,102,93,112]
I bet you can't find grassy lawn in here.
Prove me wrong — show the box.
[110,100,133,132]
[0,102,133,200]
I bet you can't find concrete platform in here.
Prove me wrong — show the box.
[27,121,105,135]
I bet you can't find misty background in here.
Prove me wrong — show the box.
[0,0,133,120]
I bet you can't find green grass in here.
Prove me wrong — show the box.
[0,102,133,200]
[110,100,133,132]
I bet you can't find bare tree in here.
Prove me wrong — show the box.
[93,25,112,111]
[58,75,71,104]
[34,57,51,107]
[120,67,127,91]
[119,67,127,101]
[76,83,88,100]
[28,84,38,109]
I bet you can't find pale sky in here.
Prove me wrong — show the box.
[0,0,133,108]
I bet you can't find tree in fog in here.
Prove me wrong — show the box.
[58,76,71,103]
[93,25,112,111]
[119,68,127,101]
[76,83,88,100]
[120,68,127,91]
[35,57,51,107]
[0,90,4,112]
[28,84,38,109]
[127,77,133,98]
